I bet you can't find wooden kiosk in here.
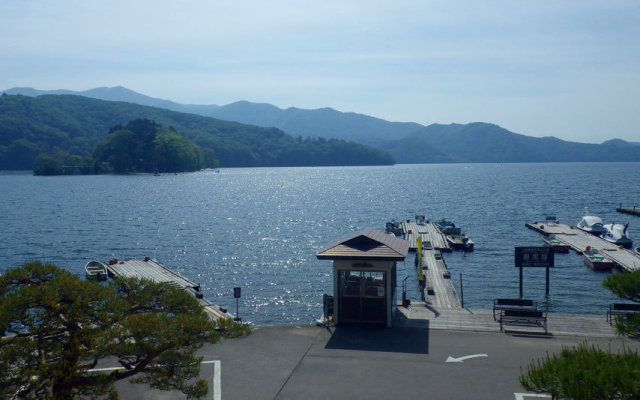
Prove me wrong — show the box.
[316,228,409,327]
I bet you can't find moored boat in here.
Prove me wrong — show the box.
[542,235,570,253]
[601,222,632,249]
[385,220,403,236]
[85,260,108,280]
[582,249,614,271]
[436,219,461,235]
[446,235,474,251]
[577,215,607,236]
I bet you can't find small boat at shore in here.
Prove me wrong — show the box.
[582,249,614,271]
[85,260,108,280]
[542,235,570,253]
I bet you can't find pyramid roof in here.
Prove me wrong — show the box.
[316,228,409,261]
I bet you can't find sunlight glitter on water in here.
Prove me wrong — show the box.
[1,164,639,324]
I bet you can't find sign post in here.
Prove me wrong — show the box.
[233,287,241,321]
[514,246,554,298]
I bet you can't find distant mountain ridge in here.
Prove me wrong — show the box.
[3,86,217,115]
[4,86,640,163]
[3,87,422,145]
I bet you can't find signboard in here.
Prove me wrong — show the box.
[515,246,554,297]
[515,246,554,268]
[233,287,241,298]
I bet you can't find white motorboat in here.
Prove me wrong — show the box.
[85,260,108,281]
[577,215,607,236]
[601,222,632,249]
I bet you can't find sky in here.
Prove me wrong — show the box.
[1,1,639,144]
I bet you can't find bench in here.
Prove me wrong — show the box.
[607,303,640,324]
[499,310,547,334]
[493,298,537,320]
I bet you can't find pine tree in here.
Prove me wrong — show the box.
[0,261,250,399]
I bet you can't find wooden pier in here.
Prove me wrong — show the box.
[402,221,451,251]
[418,249,460,308]
[526,222,640,272]
[396,218,468,308]
[106,258,233,320]
[617,206,640,217]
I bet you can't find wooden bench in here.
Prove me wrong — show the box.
[607,303,640,324]
[493,298,537,320]
[499,310,547,334]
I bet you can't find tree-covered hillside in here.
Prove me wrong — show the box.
[0,94,395,170]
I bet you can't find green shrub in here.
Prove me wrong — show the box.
[519,342,640,399]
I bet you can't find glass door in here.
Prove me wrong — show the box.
[338,270,386,325]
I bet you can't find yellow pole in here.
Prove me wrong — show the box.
[416,236,423,281]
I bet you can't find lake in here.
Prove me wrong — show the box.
[1,163,639,325]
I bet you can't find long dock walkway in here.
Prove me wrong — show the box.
[526,222,640,272]
[420,249,460,308]
[106,258,233,320]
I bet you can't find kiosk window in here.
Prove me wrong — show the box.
[364,271,384,297]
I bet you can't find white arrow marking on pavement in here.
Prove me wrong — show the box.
[445,353,488,363]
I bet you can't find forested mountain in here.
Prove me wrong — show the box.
[202,101,424,146]
[386,123,640,163]
[0,94,395,170]
[5,86,640,164]
[3,87,423,145]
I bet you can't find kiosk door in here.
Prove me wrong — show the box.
[338,270,386,325]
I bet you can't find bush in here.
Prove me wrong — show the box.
[519,342,640,399]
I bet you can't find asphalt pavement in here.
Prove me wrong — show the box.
[114,315,640,400]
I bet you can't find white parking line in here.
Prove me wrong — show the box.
[88,360,222,400]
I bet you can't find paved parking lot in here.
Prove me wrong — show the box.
[115,315,639,400]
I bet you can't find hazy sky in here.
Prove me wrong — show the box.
[2,1,639,143]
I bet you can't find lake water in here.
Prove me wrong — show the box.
[1,163,639,325]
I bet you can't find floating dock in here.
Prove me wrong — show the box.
[401,221,451,251]
[617,206,640,217]
[526,222,640,272]
[418,249,460,308]
[106,258,233,320]
[394,217,468,308]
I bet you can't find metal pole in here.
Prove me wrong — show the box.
[233,287,241,321]
[459,273,464,308]
[545,266,550,297]
[519,265,523,298]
